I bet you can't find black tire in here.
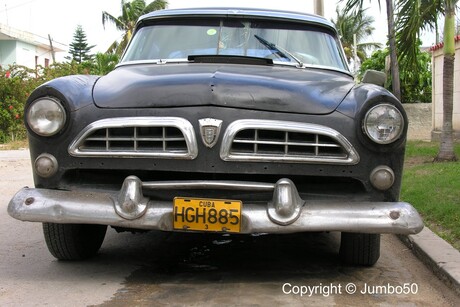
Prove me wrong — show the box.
[339,232,380,266]
[43,223,107,260]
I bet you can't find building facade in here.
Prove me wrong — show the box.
[0,23,65,70]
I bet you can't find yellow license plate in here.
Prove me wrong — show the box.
[173,197,242,233]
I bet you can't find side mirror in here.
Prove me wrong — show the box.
[362,70,386,87]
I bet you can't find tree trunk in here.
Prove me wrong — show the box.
[435,3,457,162]
[386,0,402,101]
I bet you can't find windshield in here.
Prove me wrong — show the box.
[122,18,348,71]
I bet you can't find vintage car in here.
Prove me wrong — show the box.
[8,7,423,266]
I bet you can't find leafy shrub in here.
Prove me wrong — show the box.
[0,53,119,143]
[0,65,40,142]
[358,46,432,103]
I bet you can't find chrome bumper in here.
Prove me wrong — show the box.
[8,176,424,234]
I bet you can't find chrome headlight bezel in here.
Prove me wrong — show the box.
[26,97,67,137]
[363,103,404,145]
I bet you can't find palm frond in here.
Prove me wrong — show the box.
[332,5,378,63]
[105,40,120,54]
[121,0,130,22]
[144,0,167,13]
[341,0,365,14]
[102,11,126,31]
[104,0,167,56]
[357,42,382,49]
[395,0,442,71]
[128,0,147,20]
[341,0,381,15]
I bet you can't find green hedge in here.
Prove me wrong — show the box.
[0,65,40,142]
[0,55,119,143]
[358,47,432,104]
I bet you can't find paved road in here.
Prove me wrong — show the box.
[1,150,458,306]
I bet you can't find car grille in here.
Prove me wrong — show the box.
[220,120,359,164]
[68,117,198,159]
[69,118,358,164]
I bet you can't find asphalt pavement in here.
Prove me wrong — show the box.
[1,148,459,301]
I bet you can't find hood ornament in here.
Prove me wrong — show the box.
[199,118,223,148]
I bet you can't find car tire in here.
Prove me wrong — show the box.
[339,232,380,266]
[43,223,107,260]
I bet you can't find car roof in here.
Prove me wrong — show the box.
[138,7,337,32]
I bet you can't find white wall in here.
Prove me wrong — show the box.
[0,40,16,67]
[0,40,53,69]
[15,40,35,68]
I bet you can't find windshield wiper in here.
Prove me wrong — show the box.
[254,35,303,67]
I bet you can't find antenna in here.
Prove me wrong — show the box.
[5,4,8,25]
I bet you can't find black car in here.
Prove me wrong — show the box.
[8,8,423,266]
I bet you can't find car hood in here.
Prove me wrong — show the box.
[93,63,354,114]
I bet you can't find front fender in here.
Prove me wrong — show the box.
[26,74,99,112]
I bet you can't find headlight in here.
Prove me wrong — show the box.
[363,104,404,144]
[27,97,66,136]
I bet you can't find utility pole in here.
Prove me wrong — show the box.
[314,0,324,16]
[48,34,55,63]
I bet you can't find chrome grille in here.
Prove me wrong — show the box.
[68,117,198,159]
[220,120,359,164]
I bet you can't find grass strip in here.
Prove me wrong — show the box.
[401,141,460,249]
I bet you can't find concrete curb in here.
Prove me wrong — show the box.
[398,228,460,296]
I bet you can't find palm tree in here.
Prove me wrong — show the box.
[102,0,168,55]
[332,7,381,67]
[342,0,402,101]
[396,0,457,162]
